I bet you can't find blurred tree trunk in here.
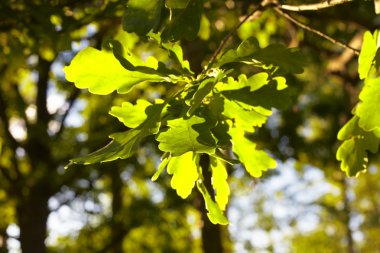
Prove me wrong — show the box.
[110,166,124,253]
[16,185,50,253]
[0,228,8,253]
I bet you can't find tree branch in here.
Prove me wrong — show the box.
[204,3,266,70]
[36,58,52,125]
[55,88,81,137]
[274,8,360,55]
[279,0,353,12]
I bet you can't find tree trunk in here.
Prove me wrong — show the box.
[16,186,50,253]
[0,227,8,253]
[198,155,225,253]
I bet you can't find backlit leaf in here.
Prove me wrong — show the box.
[64,47,168,95]
[157,115,216,155]
[167,151,199,198]
[228,126,276,177]
[356,77,380,137]
[337,116,379,176]
[358,30,378,79]
[210,157,230,210]
[67,103,165,166]
[197,181,228,225]
[110,99,152,128]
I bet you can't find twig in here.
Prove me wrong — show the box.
[274,8,360,55]
[205,4,266,70]
[55,88,81,137]
[279,0,353,12]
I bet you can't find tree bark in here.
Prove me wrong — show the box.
[198,155,225,253]
[0,227,9,253]
[16,185,50,253]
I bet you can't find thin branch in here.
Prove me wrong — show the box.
[205,3,266,70]
[279,0,354,12]
[55,88,81,137]
[274,8,360,55]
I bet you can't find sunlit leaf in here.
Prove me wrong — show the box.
[152,153,170,181]
[214,37,260,67]
[67,103,165,166]
[228,126,276,177]
[110,99,152,128]
[337,116,379,176]
[210,157,230,210]
[167,151,199,198]
[356,77,380,137]
[216,73,269,92]
[123,0,164,35]
[197,181,228,225]
[64,47,168,95]
[157,115,216,155]
[358,30,378,80]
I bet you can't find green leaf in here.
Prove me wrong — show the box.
[228,126,276,177]
[358,30,378,79]
[337,116,379,176]
[165,0,190,9]
[221,81,293,110]
[356,77,380,137]
[167,151,199,198]
[214,37,260,67]
[223,98,270,132]
[157,115,216,155]
[152,153,170,181]
[216,73,269,92]
[123,0,163,36]
[67,103,165,166]
[110,99,152,128]
[161,0,202,41]
[252,44,306,74]
[197,181,229,225]
[210,157,230,210]
[187,78,216,116]
[64,47,168,95]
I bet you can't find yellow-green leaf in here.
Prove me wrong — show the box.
[167,151,199,198]
[210,157,230,210]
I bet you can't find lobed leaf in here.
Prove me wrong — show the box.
[67,103,165,166]
[167,151,199,198]
[157,115,216,156]
[187,78,217,116]
[356,77,380,137]
[337,116,379,176]
[197,181,229,225]
[210,157,230,211]
[64,47,168,95]
[358,30,378,80]
[110,99,152,128]
[228,126,276,177]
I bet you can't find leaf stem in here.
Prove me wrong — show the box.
[274,8,360,55]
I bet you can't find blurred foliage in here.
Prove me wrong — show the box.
[0,0,380,253]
